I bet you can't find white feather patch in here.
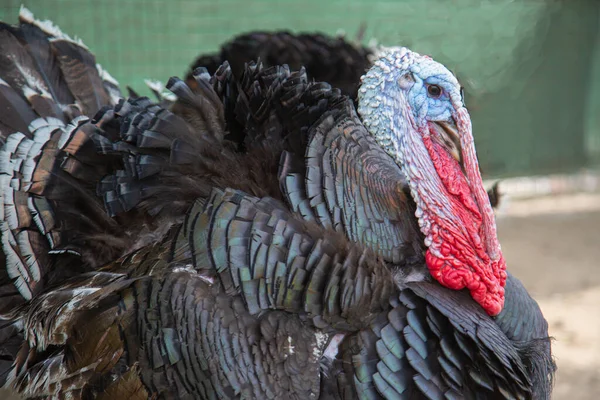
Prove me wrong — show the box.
[57,115,88,150]
[323,333,345,362]
[47,249,81,256]
[20,5,90,50]
[3,186,18,230]
[96,63,119,86]
[21,85,37,100]
[97,64,122,104]
[16,230,41,281]
[144,79,164,93]
[29,116,64,133]
[145,79,177,102]
[1,222,33,300]
[314,331,328,359]
[27,196,44,234]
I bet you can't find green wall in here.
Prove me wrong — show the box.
[585,10,600,166]
[0,0,598,178]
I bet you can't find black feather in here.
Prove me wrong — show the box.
[50,39,111,116]
[0,79,37,137]
[0,27,51,99]
[19,22,75,105]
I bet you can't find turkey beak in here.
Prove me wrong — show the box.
[433,120,464,170]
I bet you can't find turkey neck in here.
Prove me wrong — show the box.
[358,74,506,316]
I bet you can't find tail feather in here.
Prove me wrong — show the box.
[0,113,132,314]
[126,86,140,99]
[18,6,88,50]
[94,96,224,219]
[186,31,373,100]
[0,28,54,103]
[97,63,121,105]
[0,11,125,318]
[18,22,75,105]
[50,39,112,116]
[0,79,38,138]
[7,6,122,120]
[167,72,225,142]
[21,86,64,120]
[143,78,176,108]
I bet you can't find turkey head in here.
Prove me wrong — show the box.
[358,47,506,316]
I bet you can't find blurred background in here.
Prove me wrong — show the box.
[0,0,598,398]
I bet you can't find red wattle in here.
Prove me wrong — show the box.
[421,127,507,316]
[426,249,505,316]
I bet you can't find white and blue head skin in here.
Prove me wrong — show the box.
[357,46,507,316]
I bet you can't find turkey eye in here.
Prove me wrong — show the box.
[427,84,442,98]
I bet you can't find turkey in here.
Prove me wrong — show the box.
[0,7,554,400]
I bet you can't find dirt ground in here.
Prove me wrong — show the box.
[496,192,600,399]
[0,192,598,399]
